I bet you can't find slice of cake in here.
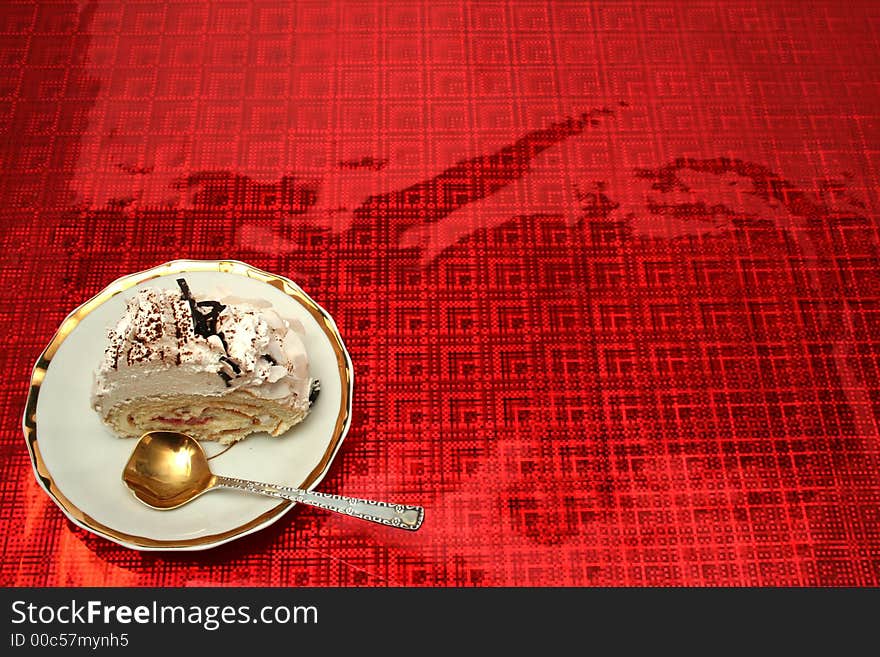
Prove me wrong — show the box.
[91,278,319,444]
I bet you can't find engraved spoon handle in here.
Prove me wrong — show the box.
[213,475,424,531]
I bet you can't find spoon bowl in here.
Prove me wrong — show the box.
[123,431,424,530]
[123,431,216,509]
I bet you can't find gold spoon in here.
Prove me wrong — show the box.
[123,431,424,531]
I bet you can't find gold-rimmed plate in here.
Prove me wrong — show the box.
[23,260,353,551]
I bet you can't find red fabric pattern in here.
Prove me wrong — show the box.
[1,0,879,586]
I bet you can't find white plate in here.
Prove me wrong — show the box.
[23,260,353,551]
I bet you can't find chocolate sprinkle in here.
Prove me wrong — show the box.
[262,354,277,365]
[173,304,182,365]
[218,371,233,387]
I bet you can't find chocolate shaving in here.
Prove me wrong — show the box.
[220,356,241,374]
[177,278,227,339]
[176,278,238,387]
[262,354,277,365]
[193,301,226,338]
[177,278,193,301]
[309,379,321,406]
[216,331,229,354]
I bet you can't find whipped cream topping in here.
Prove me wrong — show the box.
[91,284,311,417]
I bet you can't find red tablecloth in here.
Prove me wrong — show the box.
[2,0,879,586]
